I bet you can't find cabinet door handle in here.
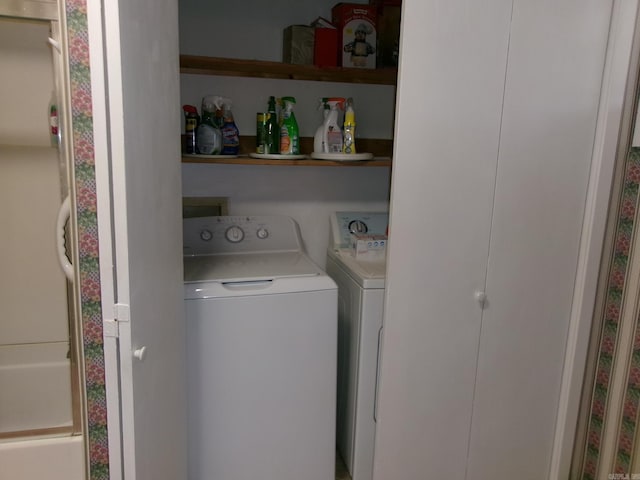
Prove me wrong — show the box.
[475,290,487,307]
[133,346,147,361]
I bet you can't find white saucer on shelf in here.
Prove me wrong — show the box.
[183,153,238,159]
[249,153,307,160]
[310,152,374,161]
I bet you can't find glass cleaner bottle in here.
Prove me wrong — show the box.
[279,96,299,155]
[196,96,222,155]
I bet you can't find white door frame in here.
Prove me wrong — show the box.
[549,0,640,477]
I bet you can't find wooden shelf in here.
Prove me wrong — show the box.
[181,136,393,167]
[182,154,391,167]
[180,55,397,86]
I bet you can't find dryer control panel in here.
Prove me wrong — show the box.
[183,215,304,256]
[330,212,389,249]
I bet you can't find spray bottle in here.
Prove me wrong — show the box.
[322,97,345,154]
[279,96,299,155]
[219,98,240,155]
[342,97,356,154]
[196,96,222,155]
[313,98,330,153]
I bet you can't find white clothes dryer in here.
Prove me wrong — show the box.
[184,215,337,480]
[325,211,388,480]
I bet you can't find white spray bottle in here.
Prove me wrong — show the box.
[322,97,345,154]
[313,98,330,154]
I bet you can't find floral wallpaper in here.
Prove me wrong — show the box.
[581,148,640,478]
[65,0,109,478]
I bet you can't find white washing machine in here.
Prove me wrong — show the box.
[183,215,337,480]
[325,211,388,480]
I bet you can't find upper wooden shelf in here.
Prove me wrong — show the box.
[182,155,392,167]
[180,55,398,86]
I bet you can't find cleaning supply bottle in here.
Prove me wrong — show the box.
[49,90,60,146]
[220,98,240,155]
[266,96,279,154]
[196,96,222,155]
[313,98,330,153]
[342,97,356,154]
[182,104,199,154]
[279,96,299,155]
[323,97,345,154]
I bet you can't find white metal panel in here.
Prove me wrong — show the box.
[185,289,337,480]
[372,0,514,478]
[326,254,385,480]
[464,2,613,478]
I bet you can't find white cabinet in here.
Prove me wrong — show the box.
[374,0,612,479]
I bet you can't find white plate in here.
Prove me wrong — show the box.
[183,153,238,159]
[310,152,374,161]
[249,153,308,160]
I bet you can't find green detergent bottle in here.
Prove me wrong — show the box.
[279,96,299,155]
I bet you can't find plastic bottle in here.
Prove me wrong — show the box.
[266,96,280,154]
[49,90,60,146]
[313,98,330,153]
[323,97,345,154]
[342,97,356,154]
[279,96,299,155]
[182,104,199,154]
[196,96,222,155]
[220,98,240,155]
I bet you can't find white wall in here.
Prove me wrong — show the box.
[178,0,394,263]
[182,163,390,267]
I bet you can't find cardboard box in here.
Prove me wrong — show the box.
[369,0,401,6]
[376,5,400,67]
[282,25,314,65]
[311,17,338,67]
[332,3,377,69]
[351,234,387,261]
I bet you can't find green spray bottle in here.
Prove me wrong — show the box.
[279,96,299,155]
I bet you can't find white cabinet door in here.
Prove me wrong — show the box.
[373,1,514,478]
[374,0,612,478]
[90,0,187,478]
[465,1,612,478]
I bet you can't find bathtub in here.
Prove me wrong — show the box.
[0,342,74,433]
[0,435,85,480]
[0,342,85,479]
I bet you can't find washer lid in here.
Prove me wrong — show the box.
[328,249,386,289]
[184,251,322,284]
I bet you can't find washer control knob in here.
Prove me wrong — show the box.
[225,225,245,243]
[256,227,269,239]
[200,229,213,241]
[349,220,368,235]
